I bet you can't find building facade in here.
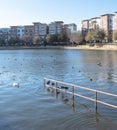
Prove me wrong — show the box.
[0,28,10,45]
[24,25,34,37]
[101,14,114,42]
[49,21,63,35]
[89,17,101,30]
[113,12,117,32]
[82,20,89,37]
[33,22,47,39]
[0,21,77,44]
[67,23,77,32]
[10,26,24,38]
[82,12,117,42]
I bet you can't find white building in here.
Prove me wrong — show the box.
[89,17,101,30]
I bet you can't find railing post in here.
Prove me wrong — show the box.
[44,78,46,89]
[56,81,58,98]
[95,91,98,112]
[72,86,75,109]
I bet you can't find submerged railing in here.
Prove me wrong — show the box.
[44,78,117,112]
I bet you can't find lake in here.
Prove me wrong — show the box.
[0,49,117,130]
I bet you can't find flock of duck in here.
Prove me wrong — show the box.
[46,80,70,102]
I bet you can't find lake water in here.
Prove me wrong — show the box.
[0,49,117,130]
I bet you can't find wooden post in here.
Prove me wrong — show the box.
[44,79,46,90]
[72,86,75,109]
[56,81,58,98]
[95,91,98,112]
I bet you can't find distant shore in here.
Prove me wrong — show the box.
[0,44,117,51]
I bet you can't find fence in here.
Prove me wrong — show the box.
[44,78,117,112]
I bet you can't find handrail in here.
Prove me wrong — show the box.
[44,78,117,110]
[44,78,117,97]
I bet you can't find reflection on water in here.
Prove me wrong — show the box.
[0,49,117,130]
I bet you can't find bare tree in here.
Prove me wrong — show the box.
[33,36,41,45]
[70,31,83,44]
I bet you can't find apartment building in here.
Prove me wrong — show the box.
[82,20,89,37]
[89,17,101,30]
[101,14,114,42]
[113,12,117,32]
[49,21,63,35]
[0,28,10,40]
[0,21,77,43]
[67,23,77,32]
[33,22,47,39]
[63,23,77,39]
[10,26,24,38]
[63,24,71,39]
[82,13,116,42]
[24,25,34,38]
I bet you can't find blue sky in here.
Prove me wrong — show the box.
[0,0,117,29]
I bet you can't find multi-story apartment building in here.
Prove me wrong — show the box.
[82,20,89,37]
[82,13,115,42]
[63,23,77,40]
[10,26,24,38]
[22,25,34,43]
[33,22,47,39]
[113,12,117,32]
[89,17,101,30]
[0,28,10,40]
[82,17,101,36]
[24,25,34,38]
[63,24,71,40]
[101,14,114,42]
[10,26,17,38]
[67,23,77,32]
[0,21,77,44]
[49,21,63,35]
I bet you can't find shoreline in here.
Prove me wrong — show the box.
[0,45,117,51]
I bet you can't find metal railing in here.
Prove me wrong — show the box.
[44,78,117,112]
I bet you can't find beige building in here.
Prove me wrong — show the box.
[10,26,24,38]
[101,14,114,42]
[33,22,47,39]
[114,12,117,31]
[82,20,89,37]
[24,25,34,37]
[82,13,115,42]
[23,25,34,43]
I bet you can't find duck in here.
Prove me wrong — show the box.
[63,97,69,102]
[51,82,55,86]
[97,63,102,66]
[46,80,50,85]
[61,86,69,90]
[13,83,19,88]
